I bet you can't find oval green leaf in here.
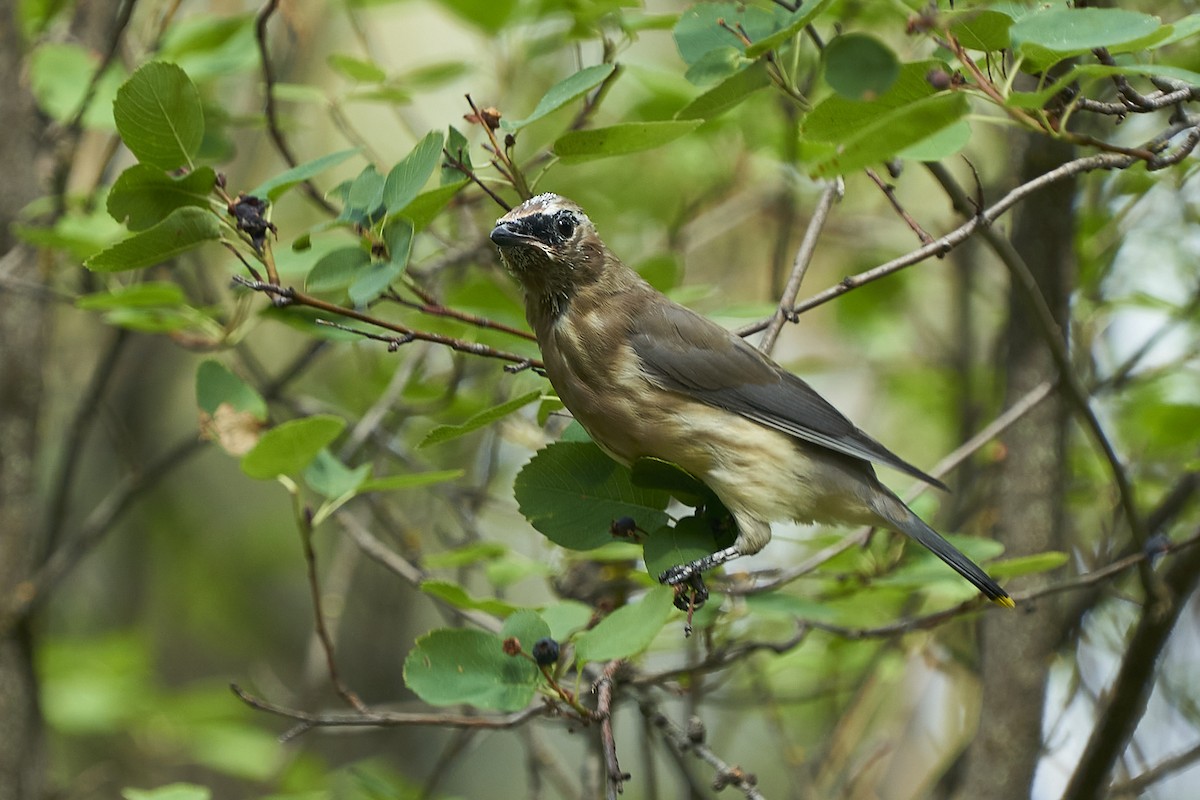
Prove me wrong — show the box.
[113,62,204,170]
[675,62,770,120]
[84,206,223,272]
[403,628,537,711]
[196,360,267,419]
[1011,8,1163,61]
[419,390,542,449]
[824,33,899,101]
[553,120,702,162]
[304,246,371,294]
[573,585,674,663]
[382,130,445,215]
[514,441,670,551]
[503,64,616,131]
[250,148,360,202]
[239,414,346,480]
[107,165,216,231]
[642,517,722,579]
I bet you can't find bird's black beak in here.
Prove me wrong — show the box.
[490,221,533,248]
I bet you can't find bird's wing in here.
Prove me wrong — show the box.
[630,303,947,490]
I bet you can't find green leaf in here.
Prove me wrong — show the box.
[573,585,674,663]
[539,600,593,641]
[346,261,400,306]
[803,60,942,140]
[304,449,370,499]
[514,441,671,551]
[423,542,508,569]
[382,131,445,215]
[29,42,124,129]
[553,120,702,162]
[358,469,465,493]
[947,9,1014,52]
[250,148,360,202]
[107,165,216,231]
[988,551,1069,579]
[122,785,212,800]
[186,722,283,782]
[341,165,386,224]
[744,0,833,58]
[347,217,412,306]
[642,517,721,579]
[630,457,711,507]
[503,64,617,131]
[1011,8,1163,63]
[434,0,519,34]
[802,92,970,178]
[158,14,257,81]
[673,2,781,66]
[328,53,387,82]
[500,610,552,653]
[682,47,752,86]
[76,282,185,311]
[823,33,899,101]
[195,360,267,419]
[675,62,770,120]
[304,246,370,294]
[896,119,972,162]
[744,591,843,624]
[113,62,204,170]
[400,180,469,230]
[403,628,535,711]
[420,390,542,448]
[1155,14,1200,48]
[442,125,472,185]
[240,415,346,480]
[419,580,519,617]
[84,206,223,272]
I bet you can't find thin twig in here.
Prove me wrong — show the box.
[386,287,536,341]
[865,167,935,246]
[443,147,511,211]
[293,496,367,712]
[758,179,842,354]
[0,437,205,635]
[595,660,630,797]
[231,277,542,370]
[737,151,1137,338]
[645,704,766,799]
[230,683,547,736]
[338,511,503,634]
[255,0,338,214]
[41,328,130,559]
[1109,739,1200,798]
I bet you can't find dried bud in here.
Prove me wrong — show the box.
[502,637,522,656]
[465,107,503,130]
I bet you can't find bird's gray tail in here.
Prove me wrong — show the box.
[887,504,1013,608]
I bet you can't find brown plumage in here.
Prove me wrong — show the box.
[491,193,1012,607]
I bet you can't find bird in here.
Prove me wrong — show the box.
[490,192,1013,609]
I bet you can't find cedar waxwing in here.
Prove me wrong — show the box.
[491,193,1012,608]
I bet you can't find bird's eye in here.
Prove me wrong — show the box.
[554,212,576,239]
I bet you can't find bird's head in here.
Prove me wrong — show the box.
[490,193,612,304]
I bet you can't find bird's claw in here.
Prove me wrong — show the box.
[665,571,709,612]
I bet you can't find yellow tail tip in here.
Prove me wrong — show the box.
[992,594,1016,609]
